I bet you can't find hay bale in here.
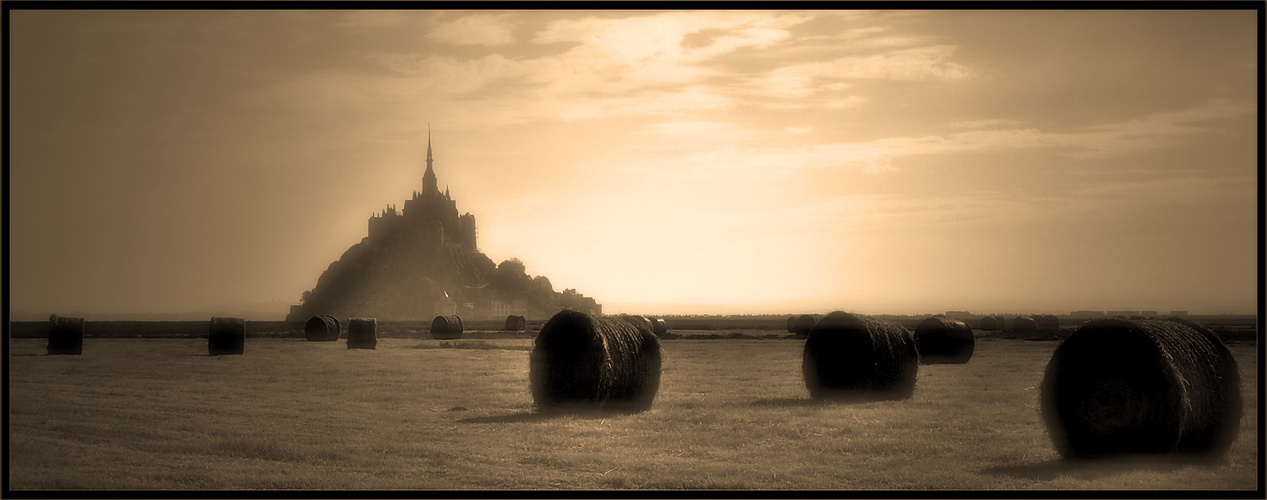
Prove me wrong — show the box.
[208,317,245,355]
[431,315,464,339]
[995,316,1007,331]
[1035,314,1060,331]
[1011,316,1037,334]
[504,315,527,332]
[802,311,918,401]
[304,315,341,342]
[786,316,797,333]
[979,316,999,331]
[792,314,820,339]
[618,314,653,332]
[47,315,84,355]
[347,317,378,349]
[914,317,974,364]
[530,310,662,411]
[650,318,668,336]
[1040,318,1242,459]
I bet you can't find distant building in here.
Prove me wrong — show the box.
[1107,310,1141,318]
[489,298,529,317]
[286,131,601,321]
[561,289,603,316]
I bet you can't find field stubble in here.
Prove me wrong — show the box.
[7,333,1258,490]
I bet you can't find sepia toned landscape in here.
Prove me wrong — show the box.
[8,332,1258,490]
[7,7,1260,496]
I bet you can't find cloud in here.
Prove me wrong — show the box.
[605,99,1254,178]
[428,13,519,46]
[529,11,806,92]
[782,45,974,82]
[364,53,526,94]
[947,119,1024,130]
[334,11,407,31]
[256,12,982,127]
[819,99,1253,167]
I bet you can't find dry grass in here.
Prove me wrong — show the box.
[7,335,1258,491]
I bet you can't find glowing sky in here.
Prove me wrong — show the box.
[8,9,1259,317]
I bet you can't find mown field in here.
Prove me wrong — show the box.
[7,334,1259,492]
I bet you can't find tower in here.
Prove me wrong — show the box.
[422,126,438,194]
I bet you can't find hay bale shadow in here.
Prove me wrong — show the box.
[459,407,634,424]
[980,455,1225,482]
[750,395,905,407]
[749,397,825,408]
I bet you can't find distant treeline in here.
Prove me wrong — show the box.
[7,319,543,339]
[8,314,1256,341]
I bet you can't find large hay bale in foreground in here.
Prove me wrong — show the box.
[1041,318,1242,459]
[504,315,527,332]
[914,317,974,364]
[618,314,653,332]
[1011,316,1037,335]
[802,311,918,401]
[530,310,662,411]
[347,317,378,349]
[978,316,1000,331]
[47,315,85,355]
[304,315,341,342]
[431,315,464,340]
[208,317,245,355]
[792,314,820,339]
[786,316,798,333]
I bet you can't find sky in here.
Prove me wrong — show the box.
[8,9,1260,318]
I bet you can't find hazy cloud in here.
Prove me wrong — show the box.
[334,11,407,31]
[428,13,519,46]
[786,45,973,82]
[947,119,1024,130]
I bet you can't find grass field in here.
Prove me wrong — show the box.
[7,334,1259,491]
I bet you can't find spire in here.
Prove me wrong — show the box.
[422,124,438,194]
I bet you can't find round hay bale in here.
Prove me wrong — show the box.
[979,316,999,331]
[504,314,527,332]
[47,315,85,355]
[431,315,464,339]
[304,315,341,342]
[1041,318,1242,459]
[530,310,662,411]
[914,317,974,364]
[618,314,653,332]
[995,316,1007,331]
[208,317,245,355]
[1011,316,1037,334]
[1035,314,1060,331]
[347,317,378,349]
[802,311,918,401]
[650,318,668,336]
[792,314,820,339]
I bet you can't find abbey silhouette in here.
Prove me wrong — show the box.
[287,132,601,322]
